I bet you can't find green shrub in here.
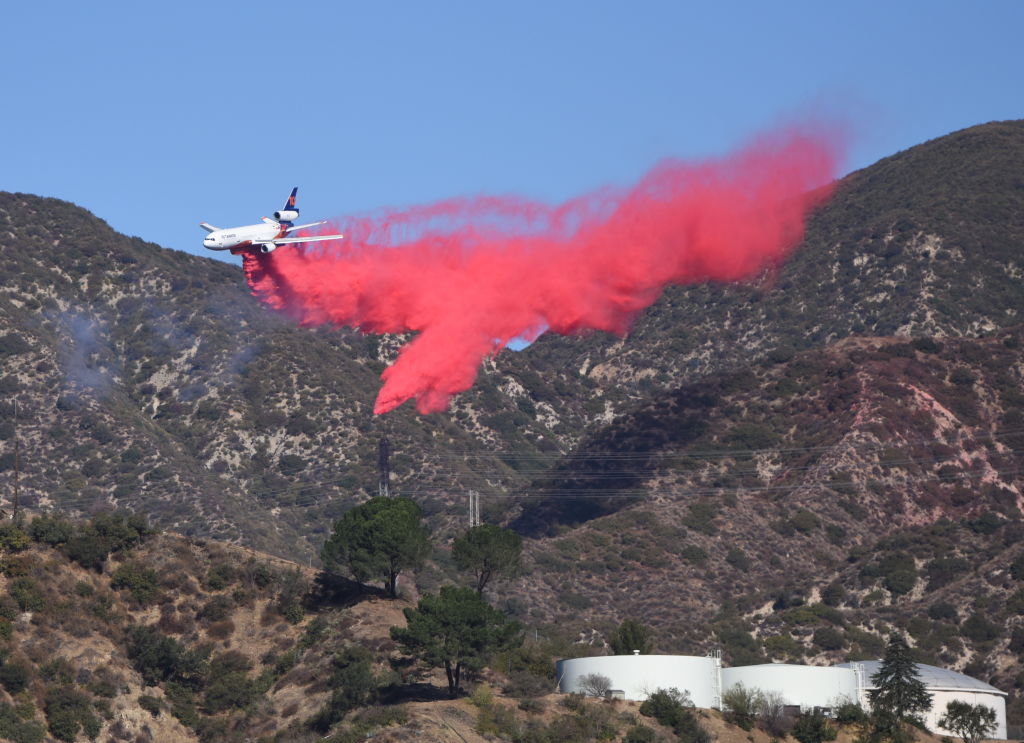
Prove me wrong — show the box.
[39,658,74,685]
[201,651,255,714]
[126,625,205,688]
[244,560,275,589]
[44,687,99,743]
[110,563,160,604]
[928,602,958,621]
[138,694,161,718]
[834,700,868,725]
[0,702,45,743]
[825,524,847,544]
[625,725,657,743]
[813,627,846,651]
[197,595,234,623]
[911,337,943,354]
[205,562,236,590]
[640,688,709,743]
[949,367,976,386]
[792,711,837,743]
[960,613,999,643]
[9,578,44,612]
[63,533,110,571]
[680,546,708,565]
[884,569,917,596]
[726,548,751,571]
[278,453,306,475]
[1010,554,1024,581]
[0,523,30,553]
[310,646,378,732]
[965,512,1003,535]
[926,557,970,590]
[0,661,31,694]
[1008,628,1024,654]
[298,615,328,650]
[683,502,719,535]
[63,511,155,570]
[821,583,845,607]
[790,509,820,533]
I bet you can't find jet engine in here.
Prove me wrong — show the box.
[273,209,299,222]
[260,243,277,254]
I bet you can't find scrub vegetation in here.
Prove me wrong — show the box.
[2,123,1024,738]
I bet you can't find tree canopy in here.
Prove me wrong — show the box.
[609,619,654,655]
[451,524,522,595]
[867,633,932,741]
[938,701,997,743]
[320,497,431,598]
[390,585,521,697]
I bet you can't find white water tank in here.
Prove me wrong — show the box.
[722,664,860,710]
[556,655,720,706]
[836,661,1007,740]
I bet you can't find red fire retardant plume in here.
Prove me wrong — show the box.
[241,126,842,415]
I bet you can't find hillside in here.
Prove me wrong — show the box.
[0,514,989,743]
[0,194,586,558]
[2,122,1024,559]
[536,119,1024,394]
[498,331,1024,727]
[2,120,1024,734]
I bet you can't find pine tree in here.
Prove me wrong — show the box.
[320,497,431,597]
[867,633,932,741]
[451,524,522,595]
[390,586,522,697]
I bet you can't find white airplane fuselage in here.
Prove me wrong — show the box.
[203,222,287,252]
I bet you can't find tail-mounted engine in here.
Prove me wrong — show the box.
[273,209,299,222]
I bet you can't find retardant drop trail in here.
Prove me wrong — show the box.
[241,125,843,415]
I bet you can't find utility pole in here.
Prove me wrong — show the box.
[468,490,481,528]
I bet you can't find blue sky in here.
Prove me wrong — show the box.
[3,1,1021,260]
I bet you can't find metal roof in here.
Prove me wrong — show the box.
[834,661,1005,696]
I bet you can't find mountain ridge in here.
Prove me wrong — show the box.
[1,120,1024,730]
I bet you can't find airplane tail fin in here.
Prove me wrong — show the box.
[283,187,298,211]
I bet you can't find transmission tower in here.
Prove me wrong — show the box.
[377,435,391,497]
[11,399,19,520]
[468,490,481,528]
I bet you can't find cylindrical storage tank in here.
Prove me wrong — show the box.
[556,655,719,706]
[836,661,1007,740]
[722,664,859,710]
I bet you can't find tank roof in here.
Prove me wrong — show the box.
[835,661,1005,695]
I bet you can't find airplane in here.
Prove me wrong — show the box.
[199,187,344,254]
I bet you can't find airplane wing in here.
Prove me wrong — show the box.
[199,222,220,232]
[267,234,345,245]
[284,220,327,233]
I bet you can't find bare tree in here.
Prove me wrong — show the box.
[757,690,793,737]
[578,672,613,698]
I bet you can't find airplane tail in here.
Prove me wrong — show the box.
[273,187,300,222]
[283,187,298,212]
